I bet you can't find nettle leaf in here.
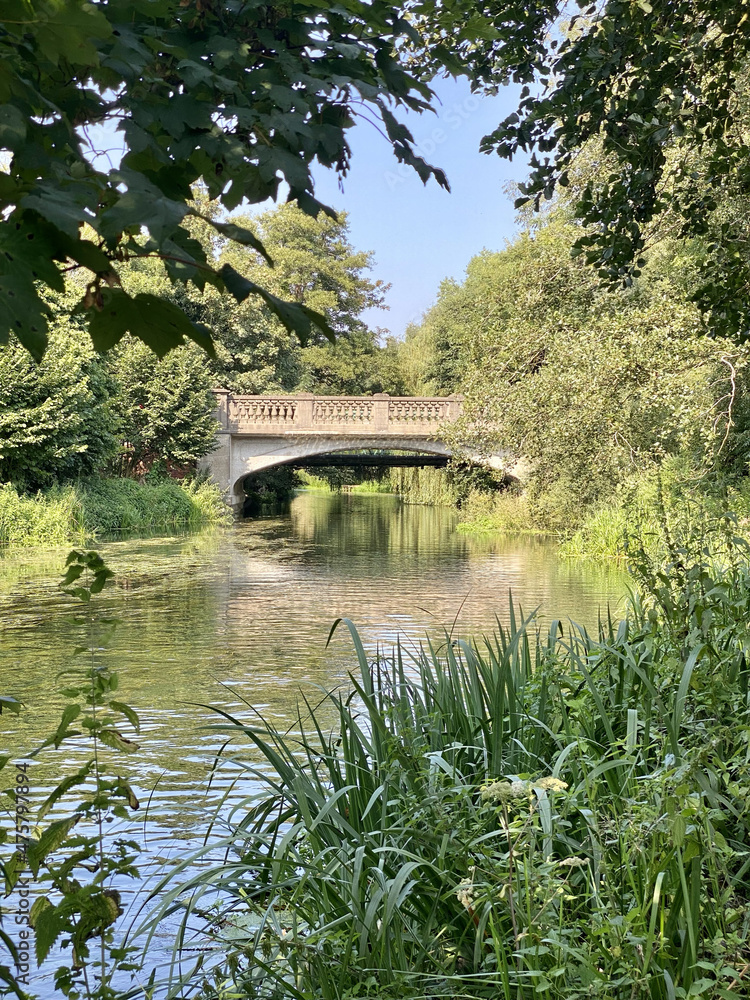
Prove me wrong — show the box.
[3,851,25,893]
[37,762,93,822]
[27,815,80,877]
[220,264,335,344]
[98,728,139,753]
[29,896,66,965]
[0,697,21,715]
[52,704,82,749]
[86,288,215,357]
[109,700,140,732]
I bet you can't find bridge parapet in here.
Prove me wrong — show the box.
[215,391,463,436]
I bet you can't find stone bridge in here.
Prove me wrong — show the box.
[200,390,491,509]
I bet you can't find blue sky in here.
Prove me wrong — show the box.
[310,77,531,339]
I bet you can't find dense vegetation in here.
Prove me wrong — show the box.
[130,521,747,1000]
[0,203,403,544]
[0,0,516,360]
[400,192,750,550]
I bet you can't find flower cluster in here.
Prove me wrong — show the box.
[481,775,569,803]
[534,777,569,793]
[455,878,476,910]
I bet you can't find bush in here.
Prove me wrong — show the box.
[0,478,228,547]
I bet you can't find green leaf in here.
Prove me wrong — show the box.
[29,896,66,965]
[0,104,26,150]
[86,288,215,357]
[27,815,80,877]
[219,264,336,344]
[203,217,274,266]
[3,851,25,893]
[20,186,97,240]
[37,762,93,821]
[98,728,139,753]
[35,0,112,67]
[99,170,187,244]
[52,704,81,749]
[109,700,140,732]
[0,276,50,359]
[0,697,21,716]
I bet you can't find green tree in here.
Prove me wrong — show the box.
[411,213,748,527]
[108,339,218,474]
[0,318,118,490]
[189,203,402,395]
[476,0,750,339]
[0,0,464,359]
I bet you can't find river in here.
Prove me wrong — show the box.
[0,490,628,993]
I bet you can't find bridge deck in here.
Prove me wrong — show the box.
[214,391,463,436]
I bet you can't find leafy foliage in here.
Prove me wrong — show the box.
[0,0,459,358]
[0,322,118,491]
[478,0,750,339]
[8,551,145,997]
[109,338,218,473]
[154,525,750,999]
[405,213,749,531]
[195,203,402,395]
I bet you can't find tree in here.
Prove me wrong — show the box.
[0,0,462,361]
[409,211,748,527]
[108,339,218,474]
[0,316,118,490]
[182,202,402,395]
[476,0,750,339]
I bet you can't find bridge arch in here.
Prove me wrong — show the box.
[229,437,455,499]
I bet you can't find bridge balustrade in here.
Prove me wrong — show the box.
[214,392,463,436]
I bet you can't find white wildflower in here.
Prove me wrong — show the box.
[455,878,475,910]
[481,780,513,803]
[510,780,530,797]
[534,776,569,793]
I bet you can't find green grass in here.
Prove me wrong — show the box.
[0,477,228,547]
[148,517,750,1000]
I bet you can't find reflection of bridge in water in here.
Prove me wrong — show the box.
[200,391,503,510]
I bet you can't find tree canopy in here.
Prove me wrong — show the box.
[0,0,466,360]
[404,207,750,528]
[479,0,750,339]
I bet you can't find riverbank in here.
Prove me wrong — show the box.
[0,477,228,547]
[455,465,750,558]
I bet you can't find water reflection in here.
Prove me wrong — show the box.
[0,492,628,785]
